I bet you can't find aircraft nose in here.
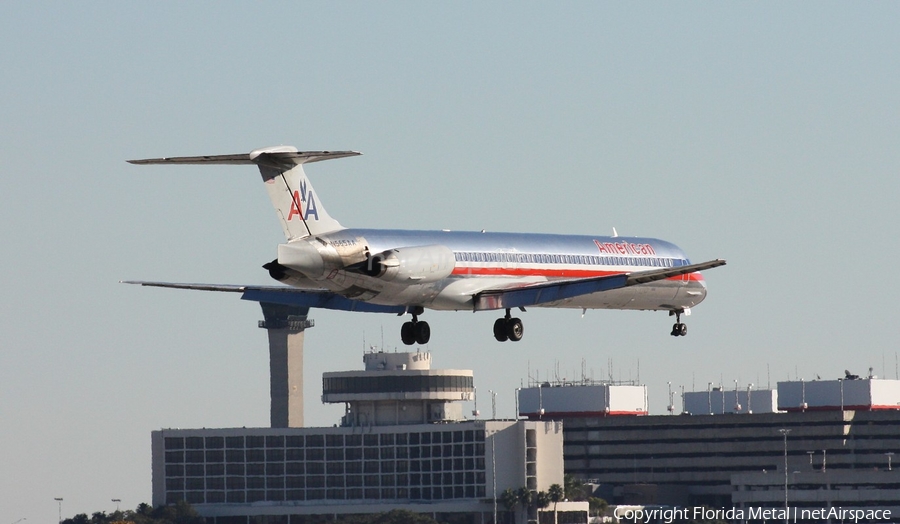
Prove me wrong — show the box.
[678,273,707,306]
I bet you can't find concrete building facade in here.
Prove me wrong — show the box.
[151,420,568,522]
[563,410,900,507]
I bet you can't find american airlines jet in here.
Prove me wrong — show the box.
[125,146,725,344]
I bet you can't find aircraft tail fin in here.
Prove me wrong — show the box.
[129,146,359,240]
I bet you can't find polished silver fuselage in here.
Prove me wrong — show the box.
[279,228,707,312]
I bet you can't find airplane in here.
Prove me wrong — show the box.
[125,146,725,344]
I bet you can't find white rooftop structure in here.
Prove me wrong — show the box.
[518,381,648,419]
[778,373,900,412]
[683,387,779,415]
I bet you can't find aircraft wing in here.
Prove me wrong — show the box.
[120,281,407,314]
[472,259,726,311]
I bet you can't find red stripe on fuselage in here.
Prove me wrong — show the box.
[449,266,705,281]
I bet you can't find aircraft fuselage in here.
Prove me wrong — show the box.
[276,228,706,313]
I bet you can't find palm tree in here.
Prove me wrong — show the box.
[563,473,587,501]
[534,491,551,522]
[516,487,533,523]
[588,496,609,518]
[548,483,565,524]
[499,487,518,520]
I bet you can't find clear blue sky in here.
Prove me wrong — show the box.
[2,2,899,520]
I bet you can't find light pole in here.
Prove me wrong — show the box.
[54,498,63,524]
[490,430,497,524]
[512,387,518,420]
[707,382,713,414]
[839,378,844,411]
[807,451,815,469]
[721,384,725,414]
[886,452,895,471]
[667,381,674,414]
[778,429,791,523]
[747,383,753,414]
[112,499,122,512]
[488,389,497,419]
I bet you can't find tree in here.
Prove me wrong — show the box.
[499,487,519,514]
[548,484,565,524]
[515,487,534,523]
[62,501,206,524]
[66,514,90,524]
[587,497,608,517]
[563,474,587,501]
[516,486,533,507]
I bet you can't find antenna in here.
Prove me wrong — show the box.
[472,386,480,417]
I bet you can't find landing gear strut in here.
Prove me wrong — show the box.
[493,309,524,342]
[401,307,430,345]
[670,310,687,337]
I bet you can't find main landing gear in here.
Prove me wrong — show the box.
[670,309,688,337]
[493,309,524,342]
[401,307,430,345]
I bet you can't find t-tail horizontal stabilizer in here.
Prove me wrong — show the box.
[128,146,360,240]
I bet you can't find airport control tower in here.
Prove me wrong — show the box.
[323,350,474,427]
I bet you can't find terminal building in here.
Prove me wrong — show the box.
[152,347,585,524]
[548,376,900,513]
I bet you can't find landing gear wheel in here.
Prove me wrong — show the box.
[669,310,688,337]
[506,318,524,342]
[493,318,509,342]
[401,322,416,345]
[414,321,431,345]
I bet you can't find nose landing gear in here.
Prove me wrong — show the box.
[670,309,688,337]
[401,307,430,345]
[493,309,524,342]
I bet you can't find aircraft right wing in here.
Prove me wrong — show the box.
[472,259,726,310]
[120,281,407,314]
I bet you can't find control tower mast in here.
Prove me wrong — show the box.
[257,303,313,428]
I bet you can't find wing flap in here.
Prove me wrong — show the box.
[473,259,726,310]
